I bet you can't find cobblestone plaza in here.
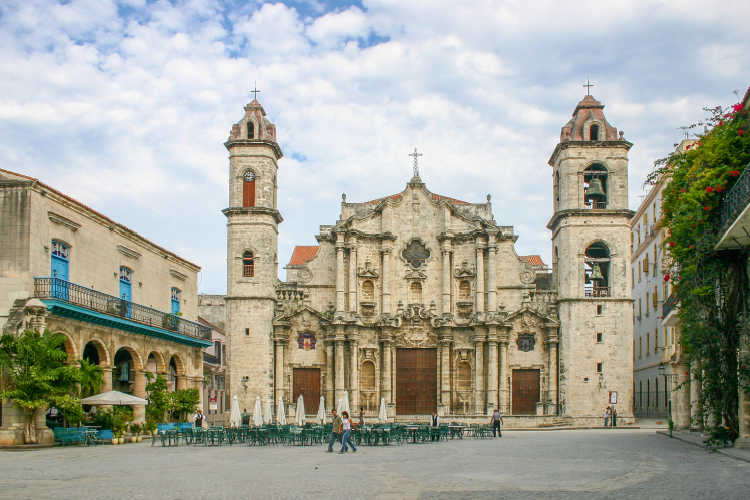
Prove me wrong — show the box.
[2,429,749,499]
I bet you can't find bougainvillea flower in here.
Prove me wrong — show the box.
[739,129,745,136]
[679,188,686,193]
[706,186,713,193]
[731,170,740,177]
[704,206,711,211]
[733,103,744,113]
[716,185,724,193]
[664,274,670,282]
[689,244,694,249]
[669,241,675,247]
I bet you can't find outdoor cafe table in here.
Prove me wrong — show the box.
[404,425,420,444]
[447,425,465,439]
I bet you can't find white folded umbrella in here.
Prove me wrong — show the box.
[316,396,326,424]
[229,395,241,427]
[295,394,305,426]
[277,398,287,425]
[263,399,273,424]
[253,396,263,426]
[378,397,387,423]
[342,391,350,415]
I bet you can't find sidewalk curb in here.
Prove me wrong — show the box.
[656,430,750,464]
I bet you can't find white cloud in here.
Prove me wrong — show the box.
[0,0,748,293]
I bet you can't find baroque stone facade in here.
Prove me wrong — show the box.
[217,95,634,425]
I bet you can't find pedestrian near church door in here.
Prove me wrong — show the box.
[293,368,320,414]
[512,369,540,415]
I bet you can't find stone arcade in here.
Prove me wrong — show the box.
[207,94,635,426]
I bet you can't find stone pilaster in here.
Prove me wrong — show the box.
[486,242,498,313]
[499,337,509,414]
[486,331,498,412]
[334,330,345,403]
[472,334,485,414]
[350,338,359,411]
[441,242,452,315]
[348,238,358,314]
[381,247,392,314]
[325,341,334,410]
[133,370,147,423]
[439,333,453,415]
[335,232,346,314]
[380,334,393,405]
[100,367,113,393]
[274,335,287,405]
[545,336,558,413]
[475,242,485,315]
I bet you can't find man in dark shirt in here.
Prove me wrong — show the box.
[490,408,503,437]
[327,409,343,452]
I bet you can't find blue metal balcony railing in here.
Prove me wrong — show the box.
[662,293,678,319]
[720,163,750,230]
[34,277,210,341]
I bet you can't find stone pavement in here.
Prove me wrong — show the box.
[1,429,748,499]
[657,429,750,464]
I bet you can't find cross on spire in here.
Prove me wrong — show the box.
[250,82,261,100]
[583,79,595,96]
[409,147,423,178]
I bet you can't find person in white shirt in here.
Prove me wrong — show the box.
[339,411,357,453]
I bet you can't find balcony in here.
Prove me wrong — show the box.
[34,277,211,347]
[584,201,607,209]
[584,286,610,298]
[661,293,679,327]
[717,163,750,250]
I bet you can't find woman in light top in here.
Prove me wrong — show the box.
[340,411,358,454]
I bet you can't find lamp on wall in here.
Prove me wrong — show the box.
[241,376,249,392]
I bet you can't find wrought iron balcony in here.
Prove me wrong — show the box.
[720,163,750,231]
[34,277,210,341]
[662,293,678,319]
[584,201,608,209]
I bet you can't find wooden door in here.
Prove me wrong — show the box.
[396,348,437,415]
[293,368,320,414]
[512,369,540,415]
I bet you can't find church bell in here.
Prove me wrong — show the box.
[589,263,604,282]
[585,178,606,200]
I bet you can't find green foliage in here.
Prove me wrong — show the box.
[648,101,750,443]
[111,406,133,437]
[145,374,170,423]
[77,359,103,398]
[91,407,114,430]
[171,388,200,422]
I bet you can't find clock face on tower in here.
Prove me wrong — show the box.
[402,239,430,269]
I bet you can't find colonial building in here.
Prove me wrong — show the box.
[210,94,635,426]
[199,316,228,425]
[0,169,210,445]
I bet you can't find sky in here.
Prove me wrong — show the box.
[1,0,748,294]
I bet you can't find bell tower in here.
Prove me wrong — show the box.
[223,96,283,412]
[548,93,634,424]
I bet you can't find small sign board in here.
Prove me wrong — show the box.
[209,403,218,411]
[609,391,617,405]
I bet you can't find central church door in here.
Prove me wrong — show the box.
[293,368,320,414]
[512,369,540,415]
[396,348,437,414]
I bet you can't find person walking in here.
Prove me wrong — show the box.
[359,407,365,427]
[241,408,250,426]
[430,412,441,441]
[340,411,357,453]
[327,409,343,452]
[611,407,617,427]
[604,406,610,428]
[490,408,503,437]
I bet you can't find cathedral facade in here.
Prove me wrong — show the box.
[212,94,634,426]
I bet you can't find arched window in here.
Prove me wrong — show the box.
[459,280,471,300]
[242,251,254,277]
[410,282,422,304]
[584,242,611,297]
[247,121,254,139]
[168,357,178,392]
[360,361,376,412]
[243,170,256,207]
[589,124,600,141]
[583,164,607,209]
[362,280,374,301]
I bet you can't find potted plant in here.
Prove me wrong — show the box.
[129,423,141,443]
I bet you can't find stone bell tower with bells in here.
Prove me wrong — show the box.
[547,85,635,424]
[223,87,283,413]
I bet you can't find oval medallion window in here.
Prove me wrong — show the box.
[517,334,536,352]
[402,239,430,269]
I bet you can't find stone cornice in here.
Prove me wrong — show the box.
[547,208,635,231]
[224,138,283,159]
[547,139,633,166]
[222,206,284,224]
[48,211,81,231]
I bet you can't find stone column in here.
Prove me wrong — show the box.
[176,375,188,391]
[335,331,345,403]
[335,232,346,314]
[473,335,484,414]
[381,337,393,404]
[673,363,691,430]
[487,333,498,412]
[100,367,113,393]
[546,338,558,413]
[475,244,485,314]
[439,335,452,415]
[274,337,286,405]
[382,247,392,314]
[499,340,509,414]
[348,239,358,314]
[133,370,147,423]
[442,244,452,314]
[325,341,334,409]
[486,243,498,313]
[350,339,359,412]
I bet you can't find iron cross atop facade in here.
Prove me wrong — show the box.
[250,82,261,100]
[583,79,595,95]
[409,147,423,177]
